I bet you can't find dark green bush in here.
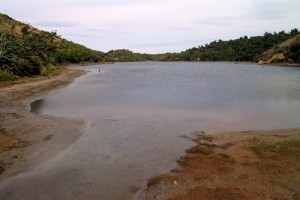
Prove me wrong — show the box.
[0,70,16,81]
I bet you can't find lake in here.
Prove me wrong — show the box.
[4,62,300,199]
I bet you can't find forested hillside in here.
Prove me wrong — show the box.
[0,13,104,78]
[257,34,300,64]
[104,49,145,62]
[175,29,299,62]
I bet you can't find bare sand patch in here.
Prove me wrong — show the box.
[0,69,87,180]
[146,129,300,200]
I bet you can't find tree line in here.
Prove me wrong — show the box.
[173,28,299,62]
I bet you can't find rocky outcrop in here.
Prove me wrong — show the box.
[257,34,300,64]
[258,53,291,64]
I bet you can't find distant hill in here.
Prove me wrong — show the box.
[172,29,300,62]
[257,34,300,64]
[104,49,145,62]
[0,13,104,77]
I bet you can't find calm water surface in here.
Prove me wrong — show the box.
[1,62,300,200]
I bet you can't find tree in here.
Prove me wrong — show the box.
[291,28,299,35]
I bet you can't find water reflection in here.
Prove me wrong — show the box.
[30,98,45,114]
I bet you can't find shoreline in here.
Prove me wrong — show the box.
[146,129,300,200]
[0,63,299,199]
[0,68,87,180]
[256,62,300,67]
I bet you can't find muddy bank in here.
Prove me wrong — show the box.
[0,69,87,180]
[146,129,300,200]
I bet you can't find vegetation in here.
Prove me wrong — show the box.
[175,29,300,62]
[141,52,180,62]
[245,136,300,175]
[54,38,104,64]
[288,43,300,63]
[0,70,16,82]
[147,174,167,188]
[115,29,300,63]
[104,49,145,62]
[0,13,104,79]
[146,131,300,199]
[257,34,300,63]
[0,30,56,76]
[195,132,214,142]
[248,137,300,156]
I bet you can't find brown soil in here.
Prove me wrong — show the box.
[146,129,300,200]
[0,69,87,180]
[257,62,300,67]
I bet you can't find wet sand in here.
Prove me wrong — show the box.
[146,129,300,200]
[0,69,86,180]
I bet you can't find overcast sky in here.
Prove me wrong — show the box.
[0,0,299,53]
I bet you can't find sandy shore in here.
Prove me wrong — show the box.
[0,69,87,180]
[146,129,300,200]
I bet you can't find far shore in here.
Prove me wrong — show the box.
[256,62,300,67]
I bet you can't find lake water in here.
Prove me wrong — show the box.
[2,62,300,199]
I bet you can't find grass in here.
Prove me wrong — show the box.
[0,65,64,89]
[246,137,300,173]
[177,154,201,168]
[45,65,64,76]
[277,140,300,149]
[193,132,214,143]
[187,146,215,155]
[147,174,167,188]
[0,71,16,82]
[248,137,300,155]
[198,135,214,142]
[176,133,217,168]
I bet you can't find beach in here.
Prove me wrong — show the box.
[0,69,86,180]
[146,129,300,199]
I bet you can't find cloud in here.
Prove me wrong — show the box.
[166,27,199,33]
[89,28,106,32]
[248,1,287,21]
[67,0,176,9]
[34,20,78,28]
[0,0,298,53]
[63,33,90,38]
[193,17,234,26]
[254,10,285,21]
[130,42,179,48]
[252,8,285,21]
